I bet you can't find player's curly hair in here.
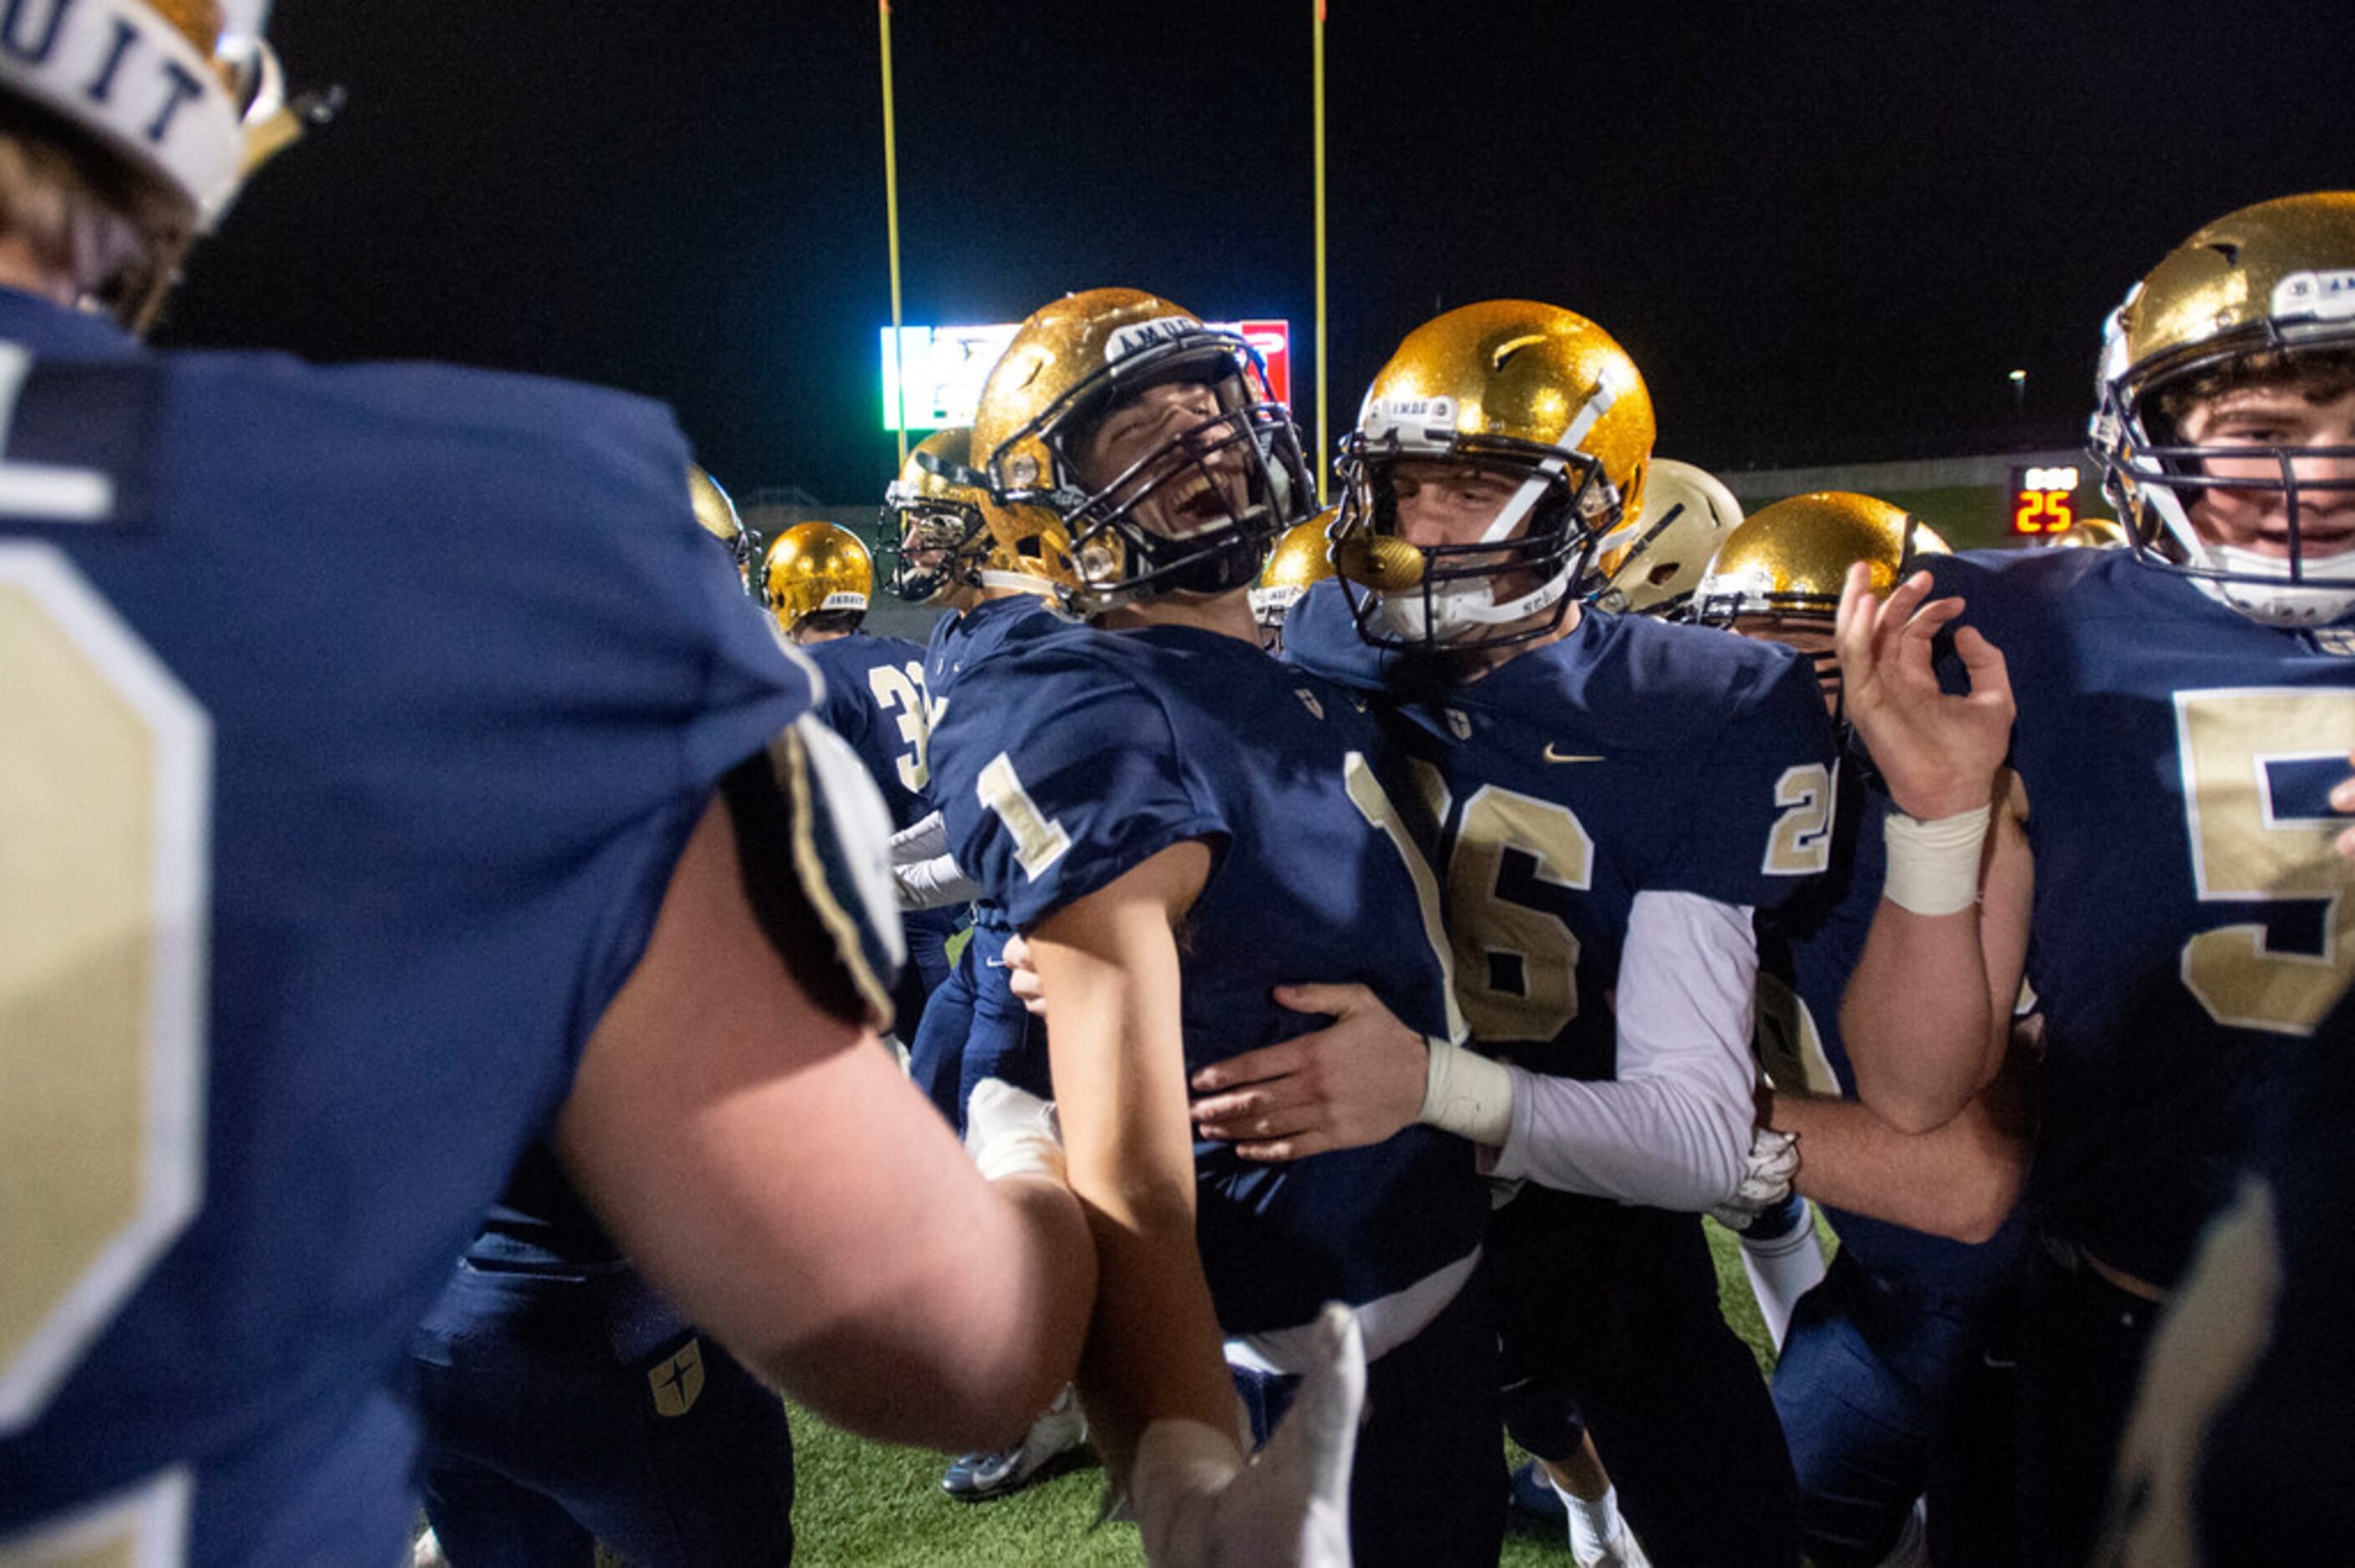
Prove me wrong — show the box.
[2153,346,2355,429]
[0,95,196,331]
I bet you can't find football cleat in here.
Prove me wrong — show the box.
[941,1383,1088,1500]
[1329,300,1655,651]
[2092,191,2355,625]
[972,287,1313,614]
[1592,458,1744,617]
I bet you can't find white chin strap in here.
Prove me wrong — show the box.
[1378,566,1573,641]
[977,569,1056,595]
[2149,485,2355,627]
[2200,544,2355,626]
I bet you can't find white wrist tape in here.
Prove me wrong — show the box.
[1419,1039,1516,1147]
[1881,804,1992,917]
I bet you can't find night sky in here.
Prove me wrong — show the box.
[162,1,2354,503]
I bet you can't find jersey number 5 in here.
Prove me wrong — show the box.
[2175,687,2355,1036]
[2,546,207,1441]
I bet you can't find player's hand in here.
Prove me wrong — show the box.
[1835,563,2015,821]
[999,932,1049,1017]
[2332,750,2355,861]
[1188,984,1429,1161]
[965,1078,1065,1185]
[1132,1303,1364,1568]
[1704,1125,1800,1231]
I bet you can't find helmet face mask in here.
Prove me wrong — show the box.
[1334,443,1609,651]
[880,498,988,603]
[975,291,1311,615]
[2092,192,2355,626]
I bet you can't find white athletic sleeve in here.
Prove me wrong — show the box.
[887,812,984,908]
[891,810,950,863]
[1483,888,1758,1210]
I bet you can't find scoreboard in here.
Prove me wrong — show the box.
[2009,463,2082,537]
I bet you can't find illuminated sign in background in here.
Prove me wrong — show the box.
[2009,463,2080,536]
[882,319,1292,432]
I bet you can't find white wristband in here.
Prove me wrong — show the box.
[1419,1039,1515,1147]
[1881,804,1992,917]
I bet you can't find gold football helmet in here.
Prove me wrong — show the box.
[1250,505,1340,646]
[880,428,990,604]
[1329,300,1654,650]
[971,287,1312,613]
[879,427,1077,603]
[1693,491,1949,691]
[2045,516,2129,549]
[1593,458,1744,617]
[763,521,874,636]
[2093,191,2355,624]
[1694,492,1950,622]
[687,463,760,594]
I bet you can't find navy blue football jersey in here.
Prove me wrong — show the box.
[0,291,814,1565]
[1755,754,2023,1302]
[931,618,1489,1334]
[1929,546,2355,1284]
[803,631,935,832]
[1285,579,1836,1082]
[924,589,1072,706]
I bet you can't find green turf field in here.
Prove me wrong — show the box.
[781,1216,1810,1565]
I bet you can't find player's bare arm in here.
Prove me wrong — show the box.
[1836,562,2030,1132]
[555,792,1095,1450]
[1026,840,1240,1483]
[1763,1047,2032,1245]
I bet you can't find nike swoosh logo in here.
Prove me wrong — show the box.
[1542,746,1606,764]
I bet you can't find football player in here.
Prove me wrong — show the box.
[1590,457,1745,618]
[881,426,1093,1502]
[1198,300,1836,1564]
[1692,493,2033,1567]
[1832,192,2355,1565]
[764,518,957,1039]
[0,8,1098,1560]
[930,287,1498,1564]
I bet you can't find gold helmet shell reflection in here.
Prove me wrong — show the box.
[2045,516,2129,549]
[1692,492,1950,624]
[1251,505,1340,630]
[1594,458,1745,617]
[763,521,873,634]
